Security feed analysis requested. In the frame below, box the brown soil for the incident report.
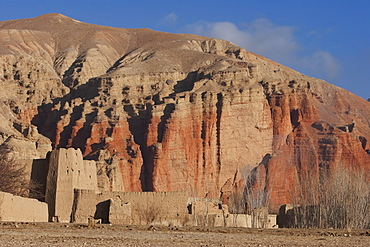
[0,222,369,246]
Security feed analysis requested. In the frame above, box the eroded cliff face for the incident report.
[1,14,369,211]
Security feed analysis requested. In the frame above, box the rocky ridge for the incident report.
[1,14,369,211]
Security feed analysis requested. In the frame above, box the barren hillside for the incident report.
[1,13,369,212]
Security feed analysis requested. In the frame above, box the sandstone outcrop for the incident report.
[0,14,369,212]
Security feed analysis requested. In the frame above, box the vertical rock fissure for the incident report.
[262,154,271,206]
[216,93,223,187]
[57,105,83,148]
[201,93,207,194]
[124,104,152,191]
[157,103,175,143]
[79,109,98,158]
[290,109,300,129]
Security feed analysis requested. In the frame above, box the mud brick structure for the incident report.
[45,148,97,222]
[43,148,276,227]
[0,191,48,222]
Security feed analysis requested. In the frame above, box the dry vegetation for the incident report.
[136,202,162,225]
[229,163,370,229]
[0,150,30,197]
[0,149,42,199]
[290,164,370,229]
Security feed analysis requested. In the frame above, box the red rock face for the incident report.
[141,89,274,199]
[17,108,38,125]
[255,88,370,212]
[1,14,370,212]
[52,109,145,192]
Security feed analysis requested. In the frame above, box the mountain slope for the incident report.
[1,14,369,211]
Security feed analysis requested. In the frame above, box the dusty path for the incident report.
[0,222,369,246]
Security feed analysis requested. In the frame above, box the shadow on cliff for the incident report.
[61,55,85,88]
[157,103,175,143]
[171,71,199,94]
[123,104,154,191]
[246,154,271,191]
[31,77,101,149]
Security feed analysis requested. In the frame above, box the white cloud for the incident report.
[158,12,178,26]
[185,19,341,81]
[246,19,301,63]
[301,51,341,80]
[192,21,251,47]
[186,19,299,63]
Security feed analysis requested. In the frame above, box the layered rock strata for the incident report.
[0,14,369,211]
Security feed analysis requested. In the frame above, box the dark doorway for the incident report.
[94,200,110,223]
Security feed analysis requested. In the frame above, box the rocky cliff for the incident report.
[1,14,369,211]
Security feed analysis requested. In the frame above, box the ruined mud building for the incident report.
[24,148,274,227]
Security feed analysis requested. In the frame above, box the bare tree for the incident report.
[229,165,270,228]
[0,149,41,198]
[245,168,270,228]
[289,163,370,229]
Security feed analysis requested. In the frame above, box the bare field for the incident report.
[0,222,369,246]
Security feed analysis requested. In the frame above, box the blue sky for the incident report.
[1,0,369,99]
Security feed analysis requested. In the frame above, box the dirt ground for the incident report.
[0,222,369,246]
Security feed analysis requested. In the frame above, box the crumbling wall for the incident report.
[71,189,98,224]
[72,190,188,226]
[186,199,276,228]
[45,148,97,222]
[117,191,188,226]
[72,189,277,227]
[187,197,225,215]
[0,191,48,222]
[187,197,225,226]
[213,213,251,227]
[189,213,276,228]
[108,197,131,225]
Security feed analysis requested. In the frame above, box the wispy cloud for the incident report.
[186,19,341,81]
[158,12,178,26]
[302,51,341,80]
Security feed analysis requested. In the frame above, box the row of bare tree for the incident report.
[290,164,370,229]
[229,163,370,229]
